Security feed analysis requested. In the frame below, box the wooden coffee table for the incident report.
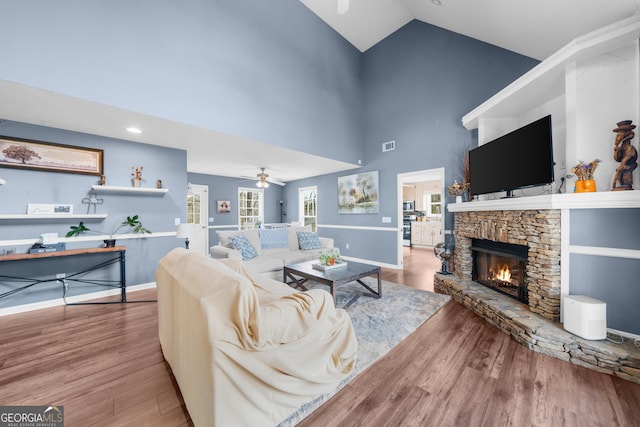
[284,260,381,306]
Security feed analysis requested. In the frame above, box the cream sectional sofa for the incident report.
[156,248,356,426]
[209,226,333,281]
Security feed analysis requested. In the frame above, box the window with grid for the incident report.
[299,186,317,232]
[238,188,264,229]
[423,192,442,216]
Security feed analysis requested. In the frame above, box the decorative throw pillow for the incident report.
[260,228,289,249]
[297,231,323,250]
[229,234,258,260]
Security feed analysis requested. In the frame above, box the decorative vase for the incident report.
[456,195,462,204]
[104,239,116,248]
[575,180,596,193]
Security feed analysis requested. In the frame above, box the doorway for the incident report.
[396,168,445,267]
[187,183,209,256]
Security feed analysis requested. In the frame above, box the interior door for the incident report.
[187,183,209,256]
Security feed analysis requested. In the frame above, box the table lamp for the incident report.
[176,223,195,249]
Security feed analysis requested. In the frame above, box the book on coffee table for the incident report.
[312,261,348,271]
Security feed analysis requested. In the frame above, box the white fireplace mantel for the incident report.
[448,190,640,213]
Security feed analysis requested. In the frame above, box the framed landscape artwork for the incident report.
[0,136,104,176]
[338,170,379,214]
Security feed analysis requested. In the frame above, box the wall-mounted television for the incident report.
[469,115,554,198]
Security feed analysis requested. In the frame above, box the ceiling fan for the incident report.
[240,167,286,188]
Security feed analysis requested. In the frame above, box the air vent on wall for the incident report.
[382,140,396,152]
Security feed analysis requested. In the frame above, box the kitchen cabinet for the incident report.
[403,186,416,204]
[410,221,442,247]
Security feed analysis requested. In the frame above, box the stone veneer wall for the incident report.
[453,210,561,321]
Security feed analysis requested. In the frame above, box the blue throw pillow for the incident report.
[297,231,323,250]
[260,228,289,250]
[229,234,258,260]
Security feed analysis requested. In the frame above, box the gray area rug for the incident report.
[278,279,451,426]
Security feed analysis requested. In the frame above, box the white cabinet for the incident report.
[403,186,416,202]
[410,222,421,245]
[410,222,442,247]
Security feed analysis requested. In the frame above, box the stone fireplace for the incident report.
[434,203,640,384]
[451,209,561,321]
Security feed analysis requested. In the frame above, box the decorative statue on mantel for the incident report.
[611,120,638,191]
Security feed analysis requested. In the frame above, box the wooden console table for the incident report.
[0,246,150,305]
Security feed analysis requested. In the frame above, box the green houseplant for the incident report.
[66,214,151,247]
[319,248,342,266]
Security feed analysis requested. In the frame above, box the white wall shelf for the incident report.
[91,185,169,196]
[569,245,640,260]
[0,214,107,221]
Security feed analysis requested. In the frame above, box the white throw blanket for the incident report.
[156,248,357,426]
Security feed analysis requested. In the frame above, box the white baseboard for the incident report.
[341,256,400,270]
[607,327,640,342]
[0,282,157,317]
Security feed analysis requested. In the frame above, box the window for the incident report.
[299,186,317,232]
[423,192,442,217]
[238,188,264,229]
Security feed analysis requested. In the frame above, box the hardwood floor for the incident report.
[1,248,638,426]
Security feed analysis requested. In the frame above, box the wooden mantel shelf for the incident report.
[448,190,640,212]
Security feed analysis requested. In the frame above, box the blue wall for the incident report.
[283,21,539,266]
[0,0,364,165]
[0,5,540,308]
[0,121,187,308]
[187,172,286,245]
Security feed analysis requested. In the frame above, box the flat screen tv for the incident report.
[469,115,554,198]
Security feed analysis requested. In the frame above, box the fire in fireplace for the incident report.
[471,239,528,304]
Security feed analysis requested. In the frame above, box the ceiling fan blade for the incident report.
[240,168,286,186]
[267,178,286,186]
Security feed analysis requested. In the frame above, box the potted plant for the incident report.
[66,214,151,247]
[319,248,342,266]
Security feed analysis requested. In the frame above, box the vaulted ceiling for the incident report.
[3,1,639,183]
[301,0,640,60]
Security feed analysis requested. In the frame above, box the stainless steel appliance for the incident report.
[402,201,415,212]
[403,214,416,246]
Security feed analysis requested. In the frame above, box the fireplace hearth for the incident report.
[434,204,640,384]
[471,239,528,304]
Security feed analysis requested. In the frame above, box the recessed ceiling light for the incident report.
[126,127,142,134]
[431,0,442,5]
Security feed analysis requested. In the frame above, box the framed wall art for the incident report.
[338,170,379,214]
[0,135,104,176]
[217,200,231,213]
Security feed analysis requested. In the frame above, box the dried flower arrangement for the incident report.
[572,159,601,181]
[447,180,470,196]
[448,150,472,197]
